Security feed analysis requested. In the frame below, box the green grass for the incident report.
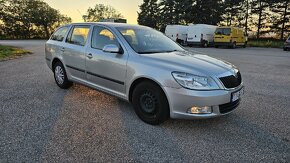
[0,45,31,61]
[247,40,284,48]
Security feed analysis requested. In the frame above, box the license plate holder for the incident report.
[231,87,244,102]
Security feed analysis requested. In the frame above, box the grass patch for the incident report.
[0,45,31,61]
[247,40,284,48]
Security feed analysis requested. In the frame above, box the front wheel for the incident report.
[132,81,169,125]
[53,62,73,89]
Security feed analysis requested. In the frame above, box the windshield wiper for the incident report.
[138,51,160,54]
[165,49,181,53]
[138,50,183,54]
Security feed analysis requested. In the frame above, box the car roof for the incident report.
[67,22,149,29]
[217,26,244,30]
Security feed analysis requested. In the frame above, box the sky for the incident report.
[43,0,143,24]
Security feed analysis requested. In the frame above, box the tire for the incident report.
[202,41,208,48]
[284,47,288,51]
[53,61,73,89]
[214,45,219,48]
[243,42,247,48]
[132,81,169,125]
[232,42,237,49]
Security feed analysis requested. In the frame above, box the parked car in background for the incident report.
[187,24,217,47]
[214,27,247,48]
[46,23,244,125]
[165,25,188,44]
[283,36,290,51]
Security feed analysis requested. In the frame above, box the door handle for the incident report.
[60,47,65,52]
[87,53,93,59]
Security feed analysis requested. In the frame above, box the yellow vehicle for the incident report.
[214,27,247,48]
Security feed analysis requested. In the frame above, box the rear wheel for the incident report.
[202,41,208,48]
[214,45,219,48]
[53,61,73,89]
[132,81,169,125]
[232,42,237,49]
[284,47,288,51]
[243,42,247,48]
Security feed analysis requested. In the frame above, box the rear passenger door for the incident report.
[46,26,69,64]
[62,25,91,80]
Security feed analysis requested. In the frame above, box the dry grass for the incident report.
[0,45,31,61]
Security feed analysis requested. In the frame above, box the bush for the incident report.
[247,40,284,48]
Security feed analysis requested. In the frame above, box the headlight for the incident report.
[172,72,220,90]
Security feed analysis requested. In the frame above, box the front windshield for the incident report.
[116,27,184,54]
[215,28,231,36]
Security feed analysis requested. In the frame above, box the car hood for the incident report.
[141,51,237,77]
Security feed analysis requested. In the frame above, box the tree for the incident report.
[138,0,160,29]
[158,0,193,31]
[244,0,250,35]
[270,0,290,39]
[159,0,176,31]
[193,0,224,25]
[173,0,194,25]
[0,0,71,39]
[222,0,244,26]
[85,4,123,22]
[1,0,34,38]
[29,0,71,38]
[251,0,272,38]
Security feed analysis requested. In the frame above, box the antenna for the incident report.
[77,9,87,22]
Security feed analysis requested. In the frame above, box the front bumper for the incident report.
[187,41,202,46]
[163,85,243,119]
[283,43,290,48]
[214,42,232,46]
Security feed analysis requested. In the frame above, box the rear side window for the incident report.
[66,26,90,46]
[51,27,68,41]
[91,26,119,50]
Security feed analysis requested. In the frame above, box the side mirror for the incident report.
[102,44,121,54]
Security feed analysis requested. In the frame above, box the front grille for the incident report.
[219,100,240,114]
[219,71,242,89]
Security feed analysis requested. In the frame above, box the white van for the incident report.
[165,25,188,44]
[187,24,217,47]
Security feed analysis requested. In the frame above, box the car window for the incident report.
[66,26,90,46]
[116,27,184,54]
[215,28,231,36]
[288,37,290,41]
[51,26,68,42]
[119,29,138,49]
[91,26,119,50]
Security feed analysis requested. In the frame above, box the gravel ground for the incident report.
[0,40,289,162]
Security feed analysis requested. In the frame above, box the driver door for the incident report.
[85,26,128,96]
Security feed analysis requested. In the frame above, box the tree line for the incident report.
[138,0,289,40]
[0,0,72,39]
[0,1,125,39]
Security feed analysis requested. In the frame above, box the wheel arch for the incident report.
[128,77,168,103]
[52,57,63,70]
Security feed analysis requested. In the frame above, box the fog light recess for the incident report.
[188,106,213,114]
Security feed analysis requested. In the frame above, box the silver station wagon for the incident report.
[45,23,244,125]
